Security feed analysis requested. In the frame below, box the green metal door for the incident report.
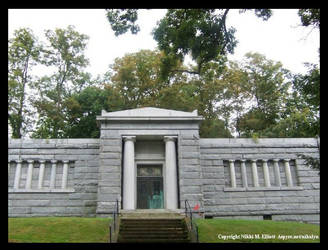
[137,165,164,209]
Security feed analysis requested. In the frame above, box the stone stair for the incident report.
[116,210,190,243]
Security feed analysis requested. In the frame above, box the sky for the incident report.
[8,9,320,78]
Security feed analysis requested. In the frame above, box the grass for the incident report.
[8,217,320,243]
[195,218,320,243]
[8,217,111,243]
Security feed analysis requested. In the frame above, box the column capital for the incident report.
[39,160,46,164]
[51,160,57,164]
[27,160,34,164]
[16,160,22,164]
[63,160,69,164]
[284,159,291,162]
[262,159,268,162]
[273,159,280,162]
[228,159,234,163]
[123,136,136,142]
[240,159,246,163]
[251,159,258,163]
[163,136,177,142]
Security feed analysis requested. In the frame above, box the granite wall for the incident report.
[8,139,99,217]
[8,137,320,224]
[200,138,320,224]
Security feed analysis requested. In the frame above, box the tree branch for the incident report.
[172,69,200,75]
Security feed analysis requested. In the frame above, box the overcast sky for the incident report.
[8,9,320,78]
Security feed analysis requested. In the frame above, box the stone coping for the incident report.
[223,186,304,192]
[200,138,319,148]
[8,188,75,193]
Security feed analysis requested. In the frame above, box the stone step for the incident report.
[120,221,184,226]
[117,238,190,243]
[119,235,189,240]
[116,212,191,243]
[120,227,187,232]
[120,230,188,235]
[119,232,189,237]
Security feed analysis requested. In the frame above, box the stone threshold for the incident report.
[120,209,186,218]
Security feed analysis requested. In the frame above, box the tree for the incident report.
[233,52,291,137]
[106,9,140,36]
[298,9,320,28]
[106,49,232,138]
[8,28,42,138]
[207,60,251,137]
[108,50,170,108]
[64,86,122,138]
[32,25,91,138]
[105,9,272,80]
[268,63,320,138]
[152,9,237,77]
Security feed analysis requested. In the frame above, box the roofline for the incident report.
[96,116,204,121]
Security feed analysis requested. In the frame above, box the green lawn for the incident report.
[8,217,320,243]
[195,218,320,243]
[8,217,111,243]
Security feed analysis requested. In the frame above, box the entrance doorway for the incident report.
[137,165,164,209]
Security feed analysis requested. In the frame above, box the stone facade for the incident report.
[8,108,320,224]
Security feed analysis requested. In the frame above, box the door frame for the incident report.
[135,160,165,209]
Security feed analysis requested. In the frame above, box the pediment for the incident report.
[97,107,203,121]
[101,107,199,117]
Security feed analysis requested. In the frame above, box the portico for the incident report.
[96,107,204,214]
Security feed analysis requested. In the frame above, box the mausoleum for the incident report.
[8,107,320,224]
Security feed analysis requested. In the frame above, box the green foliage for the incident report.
[293,63,320,114]
[298,9,320,28]
[8,28,42,138]
[229,52,292,137]
[264,63,320,138]
[200,118,232,138]
[152,9,237,78]
[106,9,140,36]
[109,50,169,108]
[64,49,231,138]
[64,86,124,138]
[106,9,272,81]
[239,9,272,21]
[298,152,320,173]
[32,26,90,138]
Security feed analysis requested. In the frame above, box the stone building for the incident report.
[8,107,320,224]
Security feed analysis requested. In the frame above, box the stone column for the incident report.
[228,160,236,188]
[262,160,271,187]
[284,159,293,187]
[14,160,22,189]
[251,159,259,187]
[50,160,57,189]
[61,160,69,189]
[38,160,46,189]
[240,160,248,188]
[273,159,281,187]
[123,136,136,210]
[164,136,178,209]
[25,160,34,189]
